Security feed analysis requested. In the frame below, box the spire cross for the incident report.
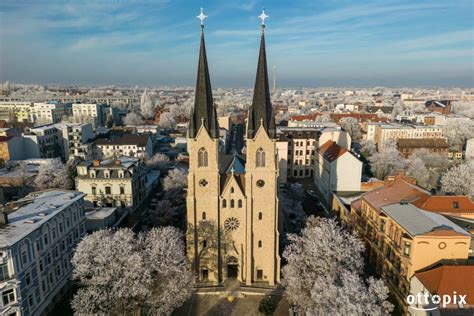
[259,8,269,27]
[197,7,207,27]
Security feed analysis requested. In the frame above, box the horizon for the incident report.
[1,0,473,87]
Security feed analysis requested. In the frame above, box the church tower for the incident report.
[186,8,281,287]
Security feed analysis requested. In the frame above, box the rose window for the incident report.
[225,217,240,230]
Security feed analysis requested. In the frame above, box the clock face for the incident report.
[224,217,240,230]
[199,179,208,187]
[256,179,265,188]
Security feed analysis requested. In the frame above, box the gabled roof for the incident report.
[418,196,474,216]
[362,178,430,213]
[415,265,474,305]
[220,173,245,195]
[317,140,347,162]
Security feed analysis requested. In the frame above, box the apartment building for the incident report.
[349,176,471,313]
[314,140,362,203]
[71,103,117,127]
[396,138,449,158]
[95,135,152,159]
[374,123,444,146]
[75,157,158,209]
[30,103,66,125]
[0,190,86,316]
[55,123,95,160]
[0,102,32,122]
[22,125,64,160]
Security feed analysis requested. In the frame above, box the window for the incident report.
[120,186,125,195]
[198,148,208,167]
[36,240,41,252]
[202,212,206,220]
[453,201,459,209]
[380,220,386,232]
[59,223,63,233]
[202,269,209,280]
[52,228,56,239]
[230,187,234,193]
[2,289,15,305]
[230,199,235,208]
[258,240,262,248]
[26,273,31,286]
[222,199,227,208]
[105,186,111,195]
[256,269,263,280]
[238,200,242,208]
[91,186,96,195]
[256,148,266,167]
[0,264,8,281]
[403,242,411,256]
[258,212,263,220]
[21,251,27,265]
[44,234,48,245]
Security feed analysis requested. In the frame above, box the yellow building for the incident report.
[186,17,281,286]
[349,178,471,313]
[0,102,32,122]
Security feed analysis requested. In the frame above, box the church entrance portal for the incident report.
[227,256,238,279]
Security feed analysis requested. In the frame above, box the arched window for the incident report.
[230,199,235,208]
[258,240,262,248]
[198,148,208,167]
[258,212,262,220]
[222,199,227,208]
[202,212,206,220]
[230,187,234,193]
[238,200,242,208]
[256,148,265,167]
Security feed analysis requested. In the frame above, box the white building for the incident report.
[374,123,444,146]
[30,103,65,125]
[314,140,362,203]
[22,125,63,160]
[75,157,159,209]
[95,135,153,159]
[55,123,95,160]
[0,190,86,316]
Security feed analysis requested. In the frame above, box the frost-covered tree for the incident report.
[369,140,406,179]
[282,217,393,315]
[169,99,192,122]
[360,139,377,157]
[159,112,177,130]
[452,101,474,119]
[123,112,144,126]
[405,149,450,189]
[71,227,194,315]
[163,168,187,192]
[141,89,159,119]
[339,117,362,140]
[442,119,474,150]
[34,159,72,190]
[441,162,474,198]
[315,112,332,123]
[146,153,170,170]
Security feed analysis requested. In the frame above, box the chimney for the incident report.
[0,212,8,225]
[114,159,121,166]
[92,160,100,167]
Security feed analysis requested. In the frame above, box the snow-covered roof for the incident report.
[85,207,117,220]
[0,190,85,248]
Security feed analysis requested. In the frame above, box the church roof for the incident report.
[188,26,219,139]
[247,27,275,139]
[218,154,246,174]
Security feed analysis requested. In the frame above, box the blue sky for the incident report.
[0,0,473,87]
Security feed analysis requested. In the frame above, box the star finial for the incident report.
[197,7,207,27]
[259,8,269,27]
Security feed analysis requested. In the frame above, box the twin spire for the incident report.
[189,8,275,140]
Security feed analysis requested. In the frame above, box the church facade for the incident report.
[186,11,282,287]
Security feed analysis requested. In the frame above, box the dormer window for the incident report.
[453,201,459,209]
[104,170,110,178]
[119,171,124,178]
[90,170,96,178]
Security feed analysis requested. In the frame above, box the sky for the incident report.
[0,0,473,88]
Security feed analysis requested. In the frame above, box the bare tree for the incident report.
[282,217,393,315]
[369,140,406,179]
[359,139,377,157]
[406,149,450,189]
[159,112,177,130]
[146,153,170,171]
[163,168,187,192]
[442,119,474,150]
[339,117,362,141]
[440,162,474,198]
[71,227,194,315]
[123,112,144,126]
[141,89,159,119]
[34,159,72,190]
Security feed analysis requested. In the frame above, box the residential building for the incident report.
[95,135,152,159]
[425,100,452,115]
[22,125,64,160]
[0,190,86,316]
[75,157,158,209]
[186,22,282,286]
[71,103,117,127]
[314,140,362,203]
[374,123,444,146]
[396,138,449,158]
[417,196,474,220]
[55,123,95,160]
[29,103,66,125]
[409,264,474,315]
[0,136,24,161]
[466,138,474,161]
[0,102,32,122]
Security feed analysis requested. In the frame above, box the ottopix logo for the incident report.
[406,292,467,311]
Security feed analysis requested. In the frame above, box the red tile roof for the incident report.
[415,265,474,306]
[0,136,13,142]
[318,140,347,163]
[290,114,321,122]
[418,196,474,216]
[362,178,431,213]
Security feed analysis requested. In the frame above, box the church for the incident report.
[186,9,282,286]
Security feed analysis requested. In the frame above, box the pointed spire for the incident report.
[247,9,275,139]
[189,8,219,139]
